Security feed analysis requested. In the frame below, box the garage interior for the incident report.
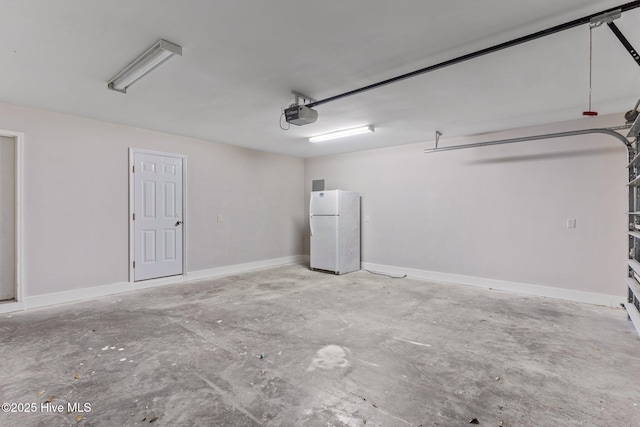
[1,1,640,426]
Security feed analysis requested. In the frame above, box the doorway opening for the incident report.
[0,130,23,303]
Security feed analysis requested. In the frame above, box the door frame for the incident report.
[0,129,23,303]
[128,148,187,282]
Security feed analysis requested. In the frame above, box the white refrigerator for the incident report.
[310,190,360,274]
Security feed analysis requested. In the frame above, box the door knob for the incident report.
[175,221,182,226]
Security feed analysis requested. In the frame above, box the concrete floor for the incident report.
[1,264,639,426]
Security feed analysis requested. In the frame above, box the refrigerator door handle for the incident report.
[309,196,313,236]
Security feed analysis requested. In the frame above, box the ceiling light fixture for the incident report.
[107,39,182,93]
[309,125,374,143]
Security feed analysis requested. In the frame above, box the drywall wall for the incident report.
[304,114,628,298]
[0,103,304,298]
[0,135,15,300]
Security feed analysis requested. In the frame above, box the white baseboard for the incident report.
[15,255,305,313]
[0,300,26,314]
[361,262,625,307]
[185,255,307,281]
[8,257,620,314]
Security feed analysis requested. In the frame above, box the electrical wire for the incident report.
[279,112,290,130]
[279,96,294,131]
[362,268,407,279]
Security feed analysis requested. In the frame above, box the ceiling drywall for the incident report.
[1,0,639,158]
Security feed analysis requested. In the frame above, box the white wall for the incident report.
[0,101,628,304]
[0,103,304,298]
[305,114,628,298]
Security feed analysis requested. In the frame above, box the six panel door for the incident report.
[134,152,183,281]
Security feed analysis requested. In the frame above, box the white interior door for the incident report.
[0,136,15,300]
[310,215,338,272]
[133,152,183,281]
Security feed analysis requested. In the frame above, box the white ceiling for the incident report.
[1,0,639,158]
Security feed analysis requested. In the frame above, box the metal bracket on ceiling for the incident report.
[589,8,640,67]
[589,9,621,27]
[607,22,640,67]
[291,90,316,106]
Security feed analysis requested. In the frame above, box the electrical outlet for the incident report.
[217,215,223,222]
[566,219,576,229]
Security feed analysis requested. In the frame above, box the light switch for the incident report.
[566,219,576,228]
[217,215,223,222]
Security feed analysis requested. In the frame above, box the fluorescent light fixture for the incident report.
[108,39,182,93]
[309,125,374,143]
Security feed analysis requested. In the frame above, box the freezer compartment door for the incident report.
[310,215,338,272]
[310,191,339,216]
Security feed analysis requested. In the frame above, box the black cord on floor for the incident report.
[362,268,407,279]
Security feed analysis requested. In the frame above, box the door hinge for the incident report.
[133,261,136,268]
[133,213,135,220]
[132,165,135,173]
